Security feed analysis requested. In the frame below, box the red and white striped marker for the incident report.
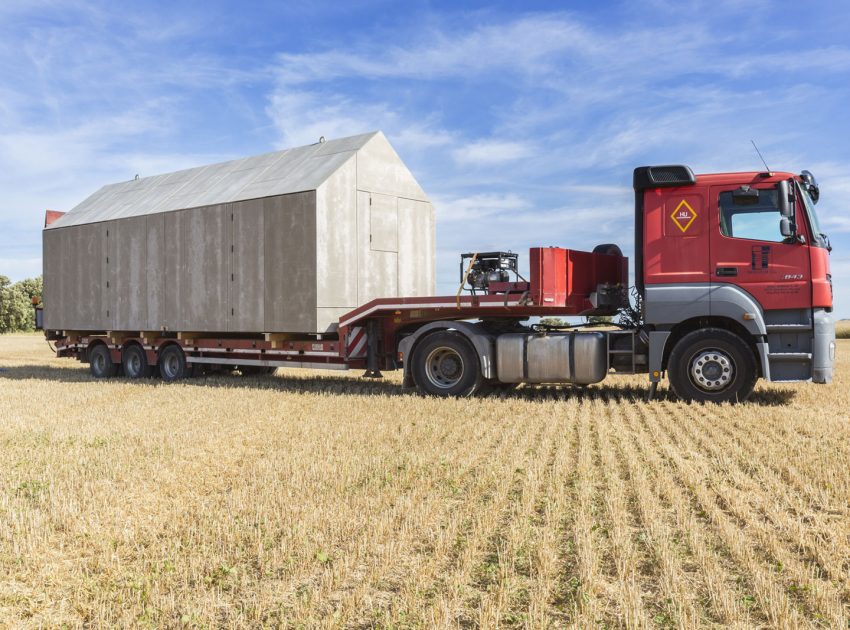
[347,326,367,359]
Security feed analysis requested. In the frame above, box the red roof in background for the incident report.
[44,210,65,228]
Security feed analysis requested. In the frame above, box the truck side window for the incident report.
[718,188,784,243]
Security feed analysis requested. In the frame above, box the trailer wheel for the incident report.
[159,345,189,382]
[412,332,483,397]
[89,344,117,378]
[122,344,154,379]
[668,328,756,403]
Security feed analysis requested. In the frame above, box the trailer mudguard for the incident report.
[398,321,496,386]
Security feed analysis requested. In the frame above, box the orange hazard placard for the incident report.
[670,199,697,233]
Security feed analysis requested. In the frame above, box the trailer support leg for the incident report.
[646,381,658,402]
[362,319,383,379]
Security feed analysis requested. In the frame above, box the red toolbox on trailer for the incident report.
[530,247,628,312]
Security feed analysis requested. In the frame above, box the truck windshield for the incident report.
[798,183,828,249]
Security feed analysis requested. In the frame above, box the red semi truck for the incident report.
[41,165,835,403]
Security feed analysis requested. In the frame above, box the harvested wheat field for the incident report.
[1,333,849,628]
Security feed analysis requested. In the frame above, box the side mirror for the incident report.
[780,217,794,238]
[777,180,794,218]
[800,170,820,203]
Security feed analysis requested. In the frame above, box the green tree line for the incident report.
[0,275,42,333]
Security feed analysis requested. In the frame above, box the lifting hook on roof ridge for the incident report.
[134,174,140,180]
[318,136,326,144]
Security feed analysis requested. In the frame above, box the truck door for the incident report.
[709,182,812,312]
[644,188,711,284]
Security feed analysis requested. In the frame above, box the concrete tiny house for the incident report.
[42,131,435,334]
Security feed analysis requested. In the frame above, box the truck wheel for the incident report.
[89,344,117,378]
[159,345,189,382]
[122,344,154,378]
[668,328,757,403]
[412,332,483,397]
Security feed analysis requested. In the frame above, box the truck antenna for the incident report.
[751,140,772,175]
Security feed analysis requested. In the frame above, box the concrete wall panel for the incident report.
[356,133,427,201]
[163,210,184,330]
[317,307,350,332]
[70,227,86,327]
[232,198,265,331]
[357,190,399,304]
[398,199,436,296]
[315,155,357,313]
[369,193,398,252]
[42,229,63,330]
[43,223,105,330]
[264,192,317,332]
[183,205,229,331]
[112,216,148,331]
[76,224,103,330]
[101,223,112,329]
[61,228,80,327]
[359,250,398,305]
[356,190,370,304]
[145,213,165,330]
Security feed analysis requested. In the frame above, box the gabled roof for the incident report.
[47,131,385,230]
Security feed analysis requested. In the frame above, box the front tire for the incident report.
[668,328,757,403]
[412,332,483,397]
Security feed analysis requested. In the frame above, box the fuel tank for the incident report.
[496,331,608,384]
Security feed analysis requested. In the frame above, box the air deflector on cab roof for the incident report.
[633,165,696,190]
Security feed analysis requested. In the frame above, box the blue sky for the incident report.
[2,0,849,316]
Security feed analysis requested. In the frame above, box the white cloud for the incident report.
[273,15,596,84]
[0,256,41,280]
[0,101,224,233]
[266,89,454,158]
[452,140,534,166]
[267,90,388,148]
[262,12,850,194]
[433,193,531,222]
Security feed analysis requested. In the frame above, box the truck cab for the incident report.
[636,165,835,399]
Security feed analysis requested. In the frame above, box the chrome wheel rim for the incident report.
[690,349,734,391]
[424,347,464,389]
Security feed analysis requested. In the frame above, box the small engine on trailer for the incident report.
[460,251,529,295]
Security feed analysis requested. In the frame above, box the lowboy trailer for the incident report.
[43,164,835,403]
